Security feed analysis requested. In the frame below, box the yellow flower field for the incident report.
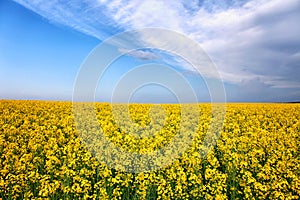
[0,100,299,199]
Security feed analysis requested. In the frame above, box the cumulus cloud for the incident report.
[197,0,300,89]
[13,0,300,100]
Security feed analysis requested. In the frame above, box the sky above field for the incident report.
[0,0,299,102]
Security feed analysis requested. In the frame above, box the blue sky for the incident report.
[0,0,299,102]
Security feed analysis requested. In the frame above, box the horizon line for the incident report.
[1,98,299,104]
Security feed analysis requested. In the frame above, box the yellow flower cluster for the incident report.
[0,100,299,199]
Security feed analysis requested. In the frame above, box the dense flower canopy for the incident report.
[0,100,299,199]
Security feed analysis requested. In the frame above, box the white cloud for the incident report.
[118,48,159,60]
[13,0,300,96]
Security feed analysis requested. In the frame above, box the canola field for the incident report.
[0,100,299,199]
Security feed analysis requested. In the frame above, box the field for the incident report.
[0,100,299,199]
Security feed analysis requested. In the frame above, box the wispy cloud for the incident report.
[13,0,300,99]
[118,48,159,60]
[13,0,124,39]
